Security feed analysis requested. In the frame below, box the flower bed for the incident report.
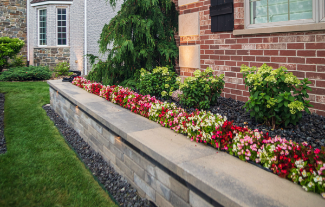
[72,76,325,198]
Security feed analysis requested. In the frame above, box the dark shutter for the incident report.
[210,0,234,32]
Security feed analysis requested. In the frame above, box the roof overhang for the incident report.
[31,1,73,7]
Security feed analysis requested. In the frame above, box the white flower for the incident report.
[299,177,303,182]
[302,170,307,177]
[307,182,314,188]
[314,176,322,182]
[302,186,308,191]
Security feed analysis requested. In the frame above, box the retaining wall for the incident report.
[48,80,324,207]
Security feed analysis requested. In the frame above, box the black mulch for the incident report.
[0,93,6,154]
[43,105,154,207]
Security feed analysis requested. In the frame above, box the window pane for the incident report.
[57,8,67,45]
[63,39,66,45]
[39,9,47,45]
[289,0,312,20]
[62,15,66,20]
[62,9,66,14]
[58,15,62,20]
[250,0,313,24]
[58,9,62,14]
[62,21,66,27]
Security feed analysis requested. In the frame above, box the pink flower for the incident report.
[314,148,321,154]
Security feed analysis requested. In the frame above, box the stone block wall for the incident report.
[49,87,215,207]
[0,0,27,57]
[34,47,70,70]
[176,0,325,116]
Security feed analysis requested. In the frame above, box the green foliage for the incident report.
[54,62,73,77]
[177,68,225,109]
[8,55,26,68]
[91,0,178,85]
[241,64,313,128]
[137,66,178,99]
[0,37,25,72]
[0,66,52,81]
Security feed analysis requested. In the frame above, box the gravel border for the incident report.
[43,105,154,207]
[0,93,6,155]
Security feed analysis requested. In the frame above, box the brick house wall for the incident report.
[176,0,325,116]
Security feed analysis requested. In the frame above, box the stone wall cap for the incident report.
[47,80,325,207]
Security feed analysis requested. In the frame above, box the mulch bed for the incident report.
[43,105,154,207]
[0,93,6,155]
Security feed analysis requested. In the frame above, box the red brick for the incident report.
[263,37,279,43]
[287,43,304,49]
[297,64,316,71]
[195,2,203,7]
[219,55,231,60]
[256,56,270,62]
[314,110,325,117]
[223,88,231,93]
[256,44,270,49]
[191,8,200,12]
[237,96,249,102]
[243,56,255,61]
[280,63,297,70]
[264,50,278,56]
[268,63,280,69]
[225,83,236,88]
[291,71,305,78]
[210,55,219,60]
[230,44,242,49]
[205,40,214,44]
[214,61,225,65]
[316,80,325,87]
[288,57,305,64]
[297,50,316,57]
[237,38,248,43]
[280,50,296,56]
[201,45,209,49]
[200,50,205,54]
[237,84,247,90]
[184,9,191,14]
[306,43,325,49]
[210,45,219,49]
[225,93,236,100]
[237,50,249,55]
[215,50,225,55]
[297,35,315,42]
[310,102,325,111]
[225,50,236,55]
[318,65,325,72]
[200,55,209,59]
[187,4,195,9]
[317,51,325,57]
[225,72,237,77]
[250,50,263,55]
[231,67,241,72]
[249,38,263,43]
[237,61,249,67]
[231,89,243,95]
[231,56,243,61]
[225,39,236,44]
[306,58,325,64]
[271,56,287,63]
[250,62,264,67]
[225,61,237,66]
[310,87,325,95]
[306,72,325,80]
[220,34,231,39]
[243,91,250,97]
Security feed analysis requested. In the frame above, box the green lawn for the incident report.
[0,82,118,207]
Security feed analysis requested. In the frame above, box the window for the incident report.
[39,9,47,46]
[245,0,324,29]
[57,8,67,45]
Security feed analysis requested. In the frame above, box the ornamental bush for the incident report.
[54,62,73,77]
[177,68,225,109]
[0,66,52,81]
[137,66,178,99]
[0,37,25,72]
[241,64,313,128]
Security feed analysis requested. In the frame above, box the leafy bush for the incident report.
[137,66,178,99]
[241,64,313,128]
[54,62,73,77]
[8,55,26,68]
[0,37,25,72]
[0,66,52,81]
[177,68,225,109]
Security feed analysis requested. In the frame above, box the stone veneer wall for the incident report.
[34,47,70,70]
[176,0,325,116]
[0,0,27,57]
[49,87,216,207]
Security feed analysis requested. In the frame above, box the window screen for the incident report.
[39,9,47,45]
[57,8,67,45]
[250,0,313,24]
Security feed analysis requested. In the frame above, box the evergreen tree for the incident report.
[87,0,178,85]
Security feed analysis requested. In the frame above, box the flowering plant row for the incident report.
[72,76,325,197]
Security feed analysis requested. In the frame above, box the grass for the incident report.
[0,81,118,207]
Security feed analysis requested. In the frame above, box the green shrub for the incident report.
[177,68,225,109]
[54,62,72,77]
[0,66,52,81]
[241,64,313,128]
[0,37,25,72]
[8,55,26,68]
[137,66,179,99]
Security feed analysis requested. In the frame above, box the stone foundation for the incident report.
[33,47,70,70]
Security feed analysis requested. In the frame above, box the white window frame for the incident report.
[38,8,47,47]
[56,7,68,46]
[244,0,323,29]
